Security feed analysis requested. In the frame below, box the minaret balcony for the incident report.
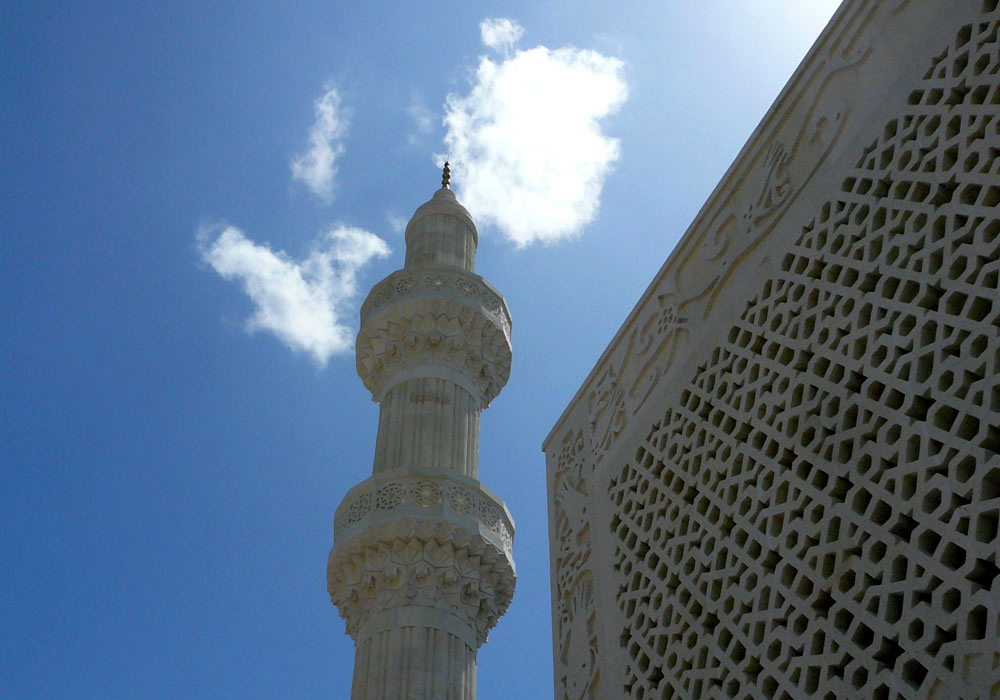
[327,468,516,648]
[356,265,512,408]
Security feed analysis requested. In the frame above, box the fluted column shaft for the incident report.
[351,628,476,700]
[373,377,480,478]
[404,212,477,271]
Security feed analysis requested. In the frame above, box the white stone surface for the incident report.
[544,1,1000,698]
[329,184,515,699]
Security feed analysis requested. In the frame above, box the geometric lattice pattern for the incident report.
[609,5,1000,698]
[334,474,513,554]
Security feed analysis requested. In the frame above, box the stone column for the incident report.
[327,181,516,700]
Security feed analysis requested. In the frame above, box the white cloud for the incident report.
[291,88,348,203]
[480,18,524,55]
[444,37,627,247]
[198,224,390,366]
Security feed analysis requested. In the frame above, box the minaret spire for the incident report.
[327,179,515,700]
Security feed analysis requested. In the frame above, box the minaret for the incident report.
[327,164,516,699]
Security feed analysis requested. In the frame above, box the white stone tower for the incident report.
[327,165,516,700]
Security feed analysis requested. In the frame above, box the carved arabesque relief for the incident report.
[588,365,628,462]
[609,5,1000,697]
[552,429,602,699]
[562,577,599,700]
[575,0,900,468]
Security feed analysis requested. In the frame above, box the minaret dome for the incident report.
[404,186,479,271]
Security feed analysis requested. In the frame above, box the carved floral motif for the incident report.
[587,365,627,461]
[744,141,792,230]
[562,578,598,700]
[552,428,601,699]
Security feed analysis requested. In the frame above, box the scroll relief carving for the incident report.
[610,5,1000,697]
[563,578,599,700]
[356,291,512,408]
[588,364,628,462]
[578,0,908,466]
[552,428,601,699]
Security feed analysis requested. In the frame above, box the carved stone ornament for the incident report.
[334,470,514,556]
[362,266,510,334]
[551,428,602,699]
[607,3,1000,698]
[550,0,891,471]
[327,516,516,648]
[356,266,512,408]
[545,1,998,698]
[560,577,598,700]
[587,365,627,461]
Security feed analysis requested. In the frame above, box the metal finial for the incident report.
[442,161,451,188]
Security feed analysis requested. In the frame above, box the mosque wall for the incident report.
[543,1,1000,697]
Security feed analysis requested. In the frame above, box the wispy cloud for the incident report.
[198,224,390,365]
[407,92,434,144]
[386,211,408,234]
[291,88,348,203]
[479,17,524,56]
[444,22,627,247]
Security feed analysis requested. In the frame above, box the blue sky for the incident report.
[2,2,840,696]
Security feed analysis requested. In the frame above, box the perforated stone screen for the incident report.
[545,2,1000,698]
